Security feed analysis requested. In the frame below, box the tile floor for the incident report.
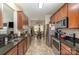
[25,36,54,55]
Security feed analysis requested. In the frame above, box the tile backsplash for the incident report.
[61,29,79,38]
[0,27,8,34]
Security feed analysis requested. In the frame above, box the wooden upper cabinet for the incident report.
[54,13,58,22]
[60,4,68,18]
[17,11,28,30]
[51,4,68,23]
[68,3,79,28]
[50,15,55,23]
[57,4,68,22]
[22,13,25,26]
[17,11,23,30]
[23,14,28,25]
[0,7,3,29]
[17,11,26,30]
[50,3,79,28]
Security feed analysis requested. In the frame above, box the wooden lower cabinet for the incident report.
[76,52,79,55]
[23,39,27,54]
[61,46,71,55]
[17,39,27,55]
[76,50,79,55]
[18,40,24,55]
[6,46,17,55]
[5,39,28,55]
[61,43,72,55]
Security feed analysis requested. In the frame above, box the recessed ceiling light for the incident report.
[39,3,43,8]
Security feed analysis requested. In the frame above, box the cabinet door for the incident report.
[54,13,58,22]
[24,39,27,54]
[54,4,68,22]
[76,51,79,55]
[17,11,23,30]
[56,10,61,21]
[60,4,68,18]
[6,46,17,55]
[61,46,71,55]
[17,11,22,30]
[61,43,71,55]
[68,3,79,28]
[23,14,27,25]
[50,15,55,23]
[18,40,24,55]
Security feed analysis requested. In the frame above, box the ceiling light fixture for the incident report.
[39,3,43,8]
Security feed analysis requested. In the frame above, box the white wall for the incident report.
[44,14,51,36]
[3,4,14,23]
[45,14,51,24]
[14,11,18,34]
[0,3,7,34]
[0,3,14,34]
[0,3,23,34]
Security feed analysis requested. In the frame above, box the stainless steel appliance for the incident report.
[0,36,5,46]
[55,17,68,29]
[0,35,8,46]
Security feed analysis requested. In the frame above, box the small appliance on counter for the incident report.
[0,35,5,46]
[8,22,14,28]
[0,34,9,46]
[55,29,63,39]
[8,31,15,40]
[55,29,59,39]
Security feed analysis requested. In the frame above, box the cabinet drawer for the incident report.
[18,40,24,55]
[24,40,27,53]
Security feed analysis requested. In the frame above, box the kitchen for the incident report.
[0,3,79,55]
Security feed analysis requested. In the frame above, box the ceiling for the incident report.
[16,3,64,20]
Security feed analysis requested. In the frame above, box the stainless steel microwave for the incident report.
[55,17,68,29]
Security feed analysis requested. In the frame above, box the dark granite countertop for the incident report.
[0,42,14,55]
[61,40,75,49]
[52,37,60,43]
[0,37,25,55]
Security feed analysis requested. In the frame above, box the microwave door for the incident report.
[62,19,67,28]
[63,20,66,28]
